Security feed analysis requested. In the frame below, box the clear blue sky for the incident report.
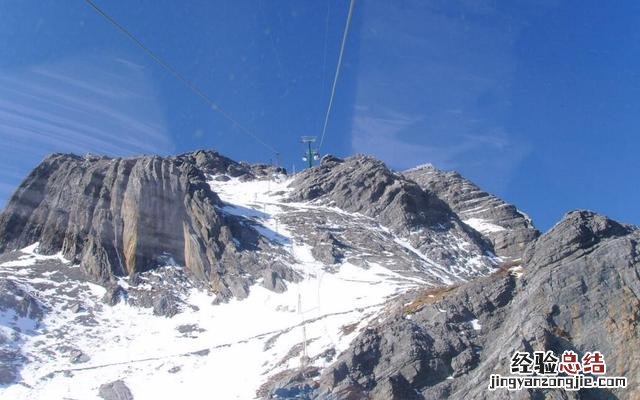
[0,0,638,231]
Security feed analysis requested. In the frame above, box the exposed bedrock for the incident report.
[404,164,540,259]
[0,151,292,300]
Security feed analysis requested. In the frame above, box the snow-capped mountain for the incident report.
[0,150,637,399]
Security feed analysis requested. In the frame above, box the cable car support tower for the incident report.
[301,136,319,169]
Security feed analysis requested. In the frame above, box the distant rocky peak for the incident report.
[175,149,286,181]
[403,162,437,173]
[175,149,251,178]
[403,163,539,259]
[319,154,343,165]
[287,155,496,273]
[553,209,633,238]
[289,154,453,230]
[523,209,635,269]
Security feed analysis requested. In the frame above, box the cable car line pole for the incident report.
[301,136,318,169]
[306,141,313,169]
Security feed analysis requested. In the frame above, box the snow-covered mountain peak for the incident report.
[0,150,544,399]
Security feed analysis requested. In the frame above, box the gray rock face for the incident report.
[177,149,285,181]
[291,156,454,231]
[102,284,127,306]
[68,348,91,364]
[289,155,495,276]
[403,164,539,259]
[262,262,300,293]
[0,151,293,301]
[0,347,23,385]
[0,349,23,385]
[0,280,45,321]
[523,210,633,269]
[0,280,42,386]
[99,380,134,400]
[0,364,17,386]
[151,292,181,318]
[177,149,252,178]
[310,231,345,265]
[271,210,640,399]
[0,152,222,280]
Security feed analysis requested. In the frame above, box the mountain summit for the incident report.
[0,150,637,400]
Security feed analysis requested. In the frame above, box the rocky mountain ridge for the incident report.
[0,150,637,400]
[404,164,540,259]
[0,151,508,300]
[267,210,640,399]
[0,151,292,301]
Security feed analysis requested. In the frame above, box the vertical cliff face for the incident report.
[0,153,244,288]
[0,150,636,399]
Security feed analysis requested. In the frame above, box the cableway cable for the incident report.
[83,0,278,155]
[318,0,356,151]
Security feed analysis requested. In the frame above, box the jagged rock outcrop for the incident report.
[288,155,495,276]
[0,280,45,321]
[0,348,22,386]
[0,280,45,385]
[310,231,345,265]
[523,210,634,268]
[99,380,134,400]
[177,149,253,178]
[177,149,285,181]
[0,151,291,300]
[404,164,539,259]
[269,210,640,399]
[290,156,454,231]
[0,148,637,398]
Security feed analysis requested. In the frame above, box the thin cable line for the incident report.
[317,0,331,132]
[318,0,356,151]
[83,0,278,154]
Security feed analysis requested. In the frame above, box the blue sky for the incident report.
[0,0,638,230]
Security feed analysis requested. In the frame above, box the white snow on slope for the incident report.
[392,236,455,285]
[0,242,69,268]
[0,175,423,400]
[463,217,506,234]
[1,263,402,399]
[469,319,482,331]
[212,175,493,282]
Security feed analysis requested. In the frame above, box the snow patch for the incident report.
[469,319,481,331]
[0,242,70,268]
[463,218,506,234]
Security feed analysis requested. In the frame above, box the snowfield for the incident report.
[0,175,426,399]
[463,217,506,234]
